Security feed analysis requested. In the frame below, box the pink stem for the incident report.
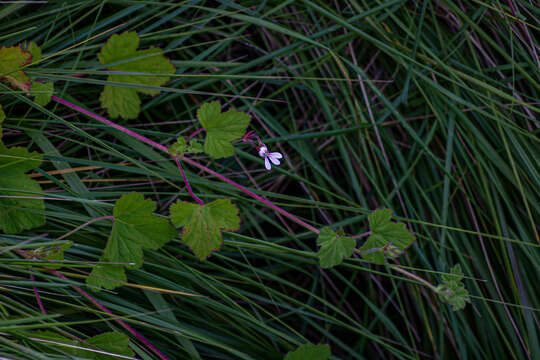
[30,270,46,315]
[186,128,205,142]
[51,95,319,234]
[181,156,320,234]
[175,159,204,205]
[50,270,171,360]
[51,96,169,153]
[16,248,170,360]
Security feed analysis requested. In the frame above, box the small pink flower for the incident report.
[258,145,283,171]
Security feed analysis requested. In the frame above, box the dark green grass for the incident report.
[0,1,539,359]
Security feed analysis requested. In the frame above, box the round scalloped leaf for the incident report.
[30,81,53,106]
[0,143,45,234]
[98,31,175,119]
[170,198,240,260]
[316,227,355,268]
[359,208,415,264]
[0,45,32,90]
[197,102,251,158]
[86,192,176,290]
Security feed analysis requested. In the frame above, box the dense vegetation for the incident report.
[0,1,538,359]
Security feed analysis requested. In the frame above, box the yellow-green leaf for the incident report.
[170,198,240,260]
[197,102,251,158]
[30,81,53,106]
[0,143,45,234]
[25,41,41,63]
[316,227,355,268]
[0,45,32,90]
[359,209,415,264]
[86,192,176,290]
[98,31,175,119]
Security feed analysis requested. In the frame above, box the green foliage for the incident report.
[187,139,203,153]
[316,227,355,268]
[196,102,251,158]
[284,343,331,360]
[33,331,133,359]
[0,45,32,90]
[0,143,45,234]
[436,264,471,311]
[3,3,538,359]
[86,261,126,291]
[98,31,175,119]
[25,41,41,62]
[87,192,176,290]
[169,138,204,156]
[170,198,240,260]
[359,209,415,264]
[169,137,187,156]
[29,242,72,269]
[30,81,53,106]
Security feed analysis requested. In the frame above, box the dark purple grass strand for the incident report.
[30,270,46,315]
[465,198,530,359]
[50,269,171,360]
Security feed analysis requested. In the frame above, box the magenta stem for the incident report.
[51,95,319,234]
[51,96,169,153]
[186,128,205,142]
[175,159,204,205]
[181,156,320,234]
[30,270,46,315]
[16,248,170,360]
[50,270,171,360]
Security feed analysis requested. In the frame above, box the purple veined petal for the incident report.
[264,157,272,170]
[269,152,282,159]
[258,146,268,157]
[268,154,281,165]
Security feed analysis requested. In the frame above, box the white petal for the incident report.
[258,146,267,157]
[269,152,282,159]
[264,157,272,170]
[268,154,281,165]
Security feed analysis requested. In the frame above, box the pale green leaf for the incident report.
[316,227,355,268]
[26,41,41,63]
[87,192,176,290]
[437,264,470,311]
[30,81,53,106]
[169,137,187,156]
[359,209,415,264]
[0,45,32,90]
[170,198,240,260]
[284,343,331,360]
[98,31,175,119]
[197,102,251,158]
[0,143,45,234]
[187,139,203,153]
